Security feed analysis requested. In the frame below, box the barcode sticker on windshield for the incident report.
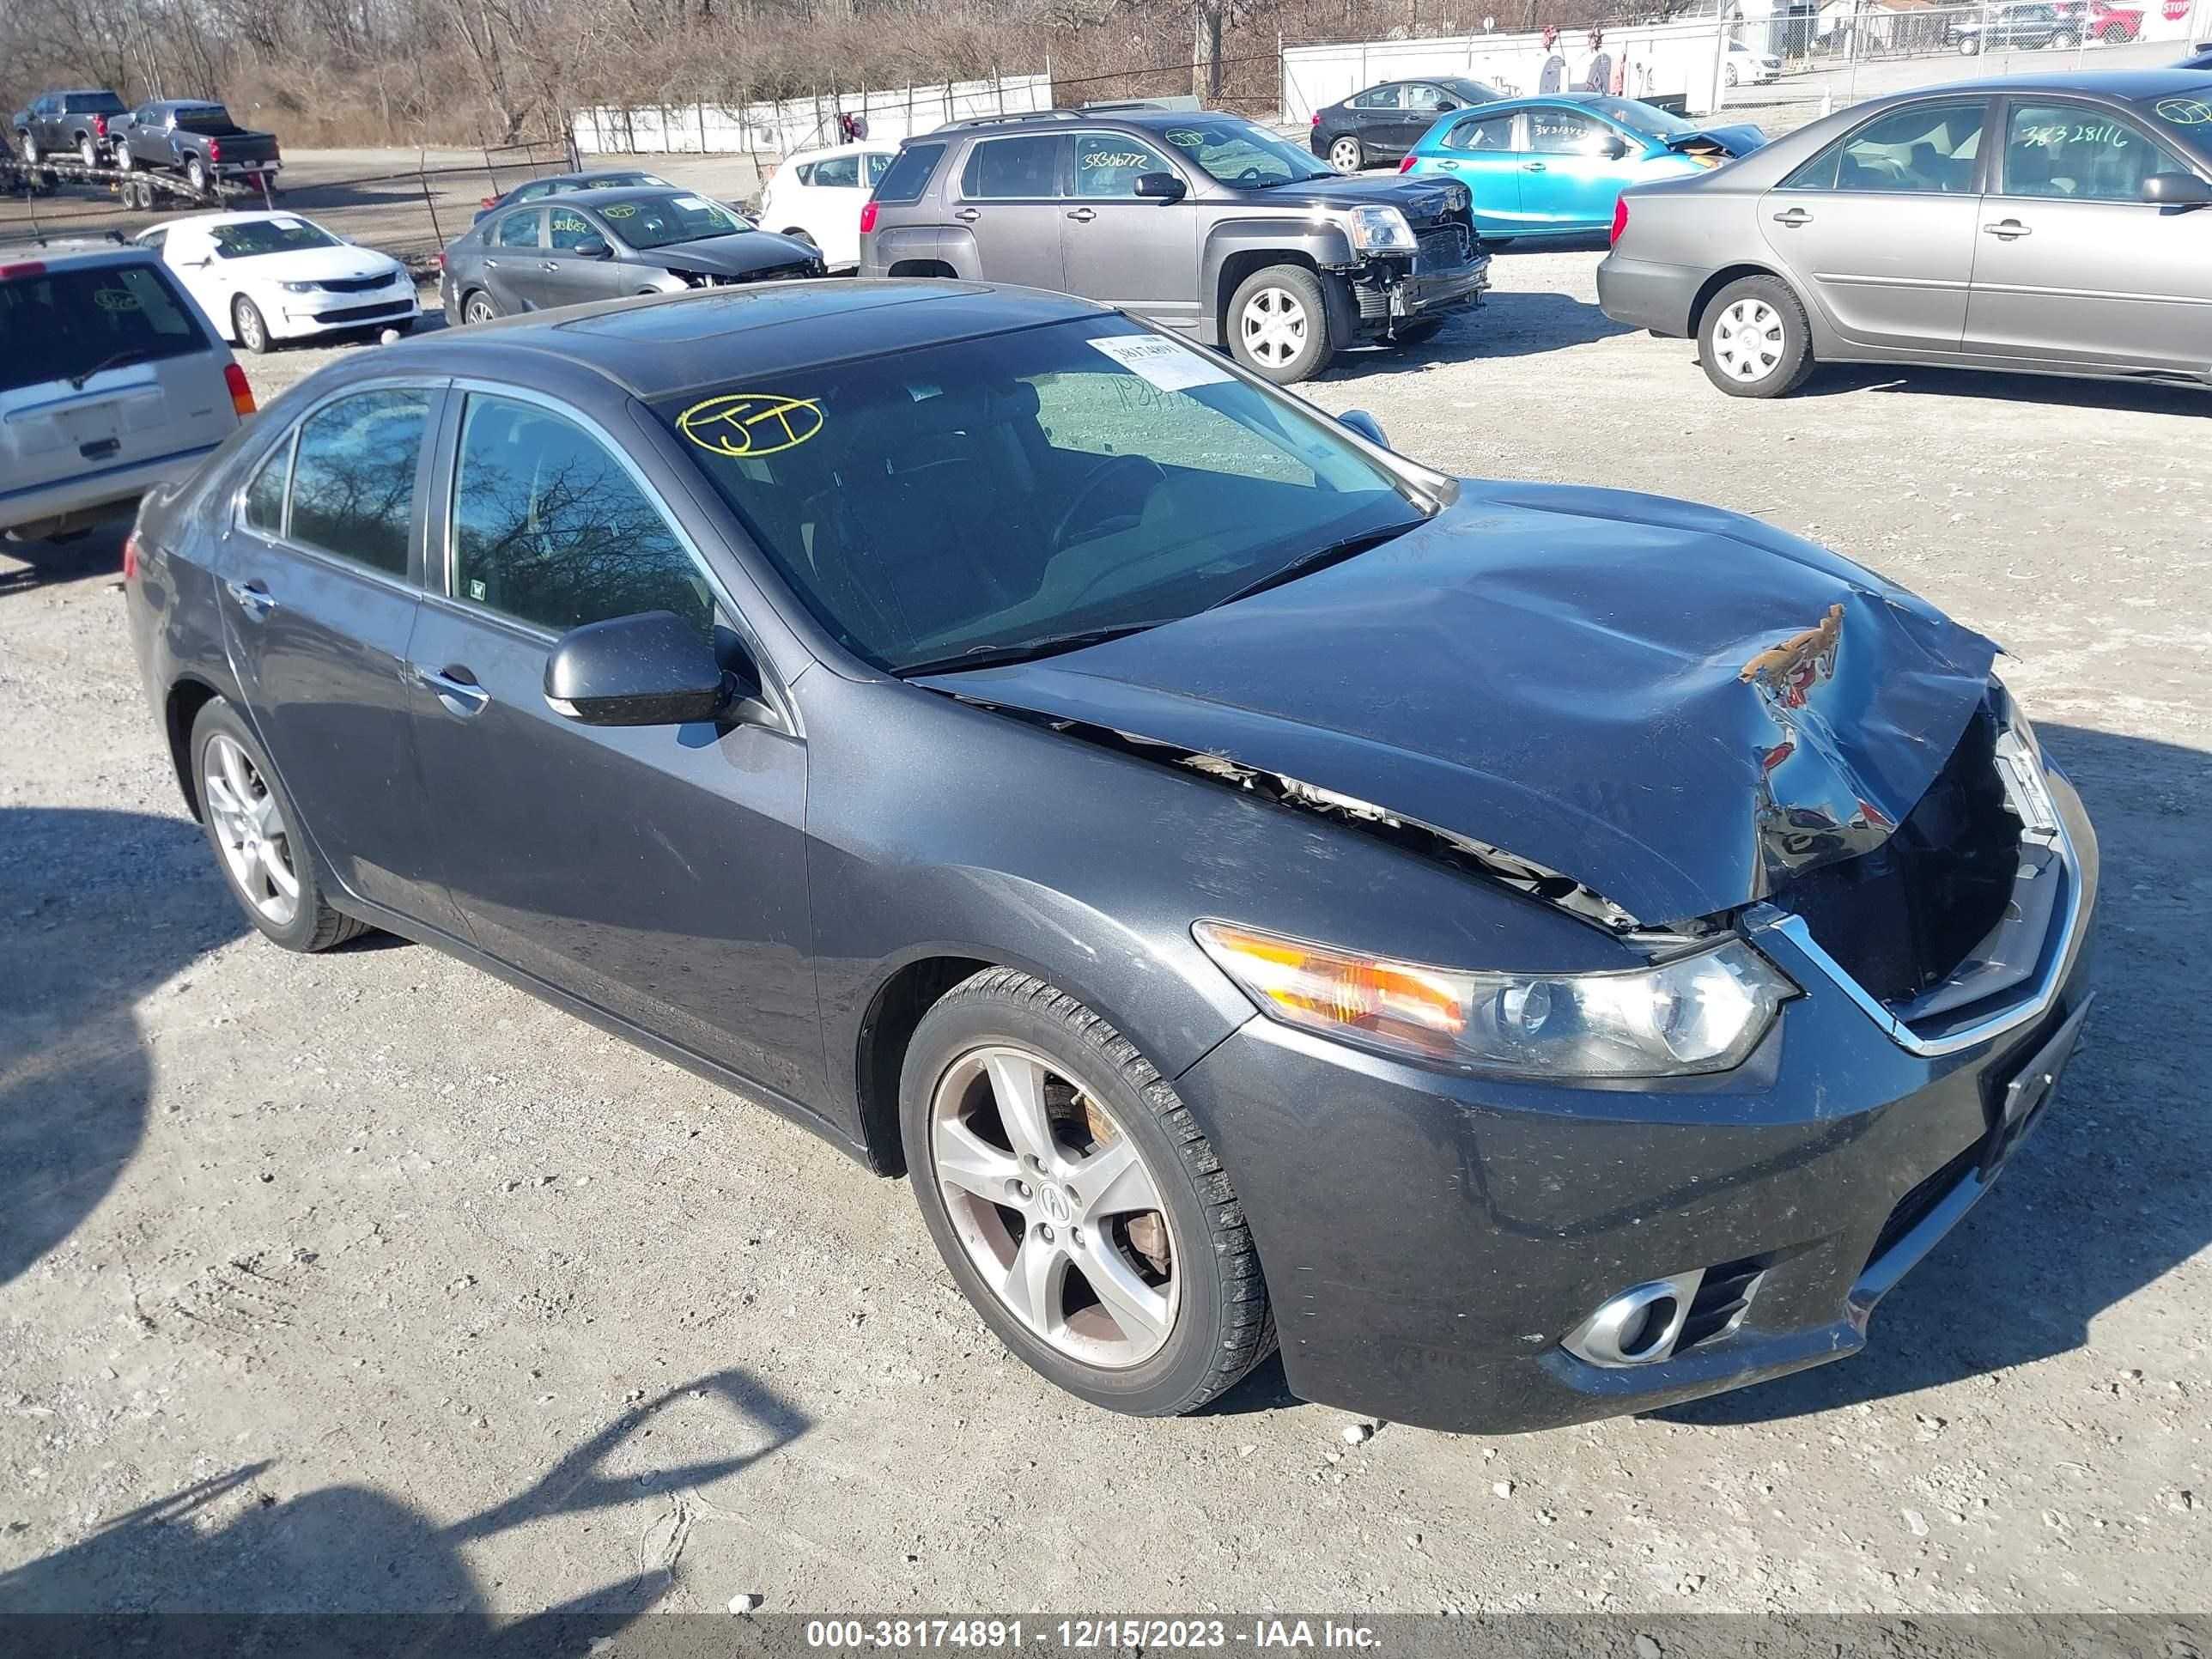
[673,195,710,210]
[1088,334,1230,392]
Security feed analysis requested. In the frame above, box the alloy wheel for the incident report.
[202,733,301,927]
[79,136,99,166]
[928,1043,1181,1369]
[1239,287,1310,370]
[465,294,496,325]
[1328,136,1363,173]
[234,299,266,352]
[19,133,34,164]
[1711,297,1783,382]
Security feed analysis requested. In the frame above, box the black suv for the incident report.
[859,109,1489,382]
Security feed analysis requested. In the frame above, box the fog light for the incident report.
[1562,1272,1702,1367]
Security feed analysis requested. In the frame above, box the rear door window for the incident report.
[962,135,1064,199]
[287,389,430,577]
[243,434,293,536]
[1785,100,1987,192]
[0,261,208,395]
[874,142,946,204]
[1443,112,1517,151]
[448,393,712,637]
[495,208,543,249]
[865,152,893,186]
[810,154,862,188]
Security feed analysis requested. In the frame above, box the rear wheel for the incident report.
[783,227,817,247]
[185,155,208,192]
[1698,274,1814,398]
[1327,133,1364,173]
[1958,34,1981,52]
[1227,263,1334,384]
[191,700,368,953]
[233,295,272,354]
[463,289,497,325]
[899,969,1274,1417]
[1725,62,1741,85]
[2051,28,2079,46]
[77,133,100,167]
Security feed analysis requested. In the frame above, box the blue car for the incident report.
[1399,94,1765,242]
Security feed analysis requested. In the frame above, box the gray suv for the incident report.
[860,110,1490,382]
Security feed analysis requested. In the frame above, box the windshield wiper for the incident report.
[70,349,150,390]
[894,621,1174,678]
[1207,523,1419,609]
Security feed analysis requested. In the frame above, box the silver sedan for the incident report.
[1597,68,2212,397]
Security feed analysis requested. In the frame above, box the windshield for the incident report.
[2142,93,2212,162]
[659,318,1425,673]
[0,262,208,394]
[1158,118,1334,185]
[211,216,339,258]
[1441,77,1504,103]
[601,194,751,248]
[1581,97,1696,139]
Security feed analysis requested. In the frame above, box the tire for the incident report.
[190,699,369,953]
[185,155,208,193]
[783,227,817,247]
[462,289,498,325]
[385,318,416,337]
[16,131,35,165]
[900,968,1274,1418]
[115,142,133,173]
[233,295,273,355]
[1327,133,1364,173]
[1698,273,1814,398]
[2051,29,2078,47]
[1725,63,1741,85]
[1226,263,1334,384]
[77,133,100,167]
[1958,35,1980,52]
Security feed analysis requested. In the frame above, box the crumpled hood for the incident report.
[659,231,819,276]
[1663,122,1768,157]
[1254,174,1470,229]
[921,483,1999,926]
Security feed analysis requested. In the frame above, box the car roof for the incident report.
[369,280,1105,400]
[526,168,664,186]
[1904,66,2212,97]
[0,241,163,275]
[532,185,720,210]
[155,210,315,231]
[786,142,897,161]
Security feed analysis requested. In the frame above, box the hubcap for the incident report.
[1712,298,1784,381]
[929,1044,1179,1369]
[1330,137,1361,173]
[203,733,300,926]
[1241,287,1310,368]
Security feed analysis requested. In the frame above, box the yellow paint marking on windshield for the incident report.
[603,203,640,218]
[677,392,824,458]
[2154,97,2212,125]
[94,287,143,313]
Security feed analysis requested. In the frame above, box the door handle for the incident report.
[415,663,490,716]
[1522,161,1547,172]
[224,578,276,621]
[1771,207,1812,227]
[1064,207,1096,222]
[954,207,981,222]
[1984,220,2032,239]
[540,260,559,270]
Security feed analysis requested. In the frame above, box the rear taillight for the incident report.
[481,195,497,209]
[436,251,447,270]
[93,114,108,137]
[1610,196,1629,246]
[1397,155,1416,173]
[0,261,46,280]
[859,199,879,235]
[1311,112,1322,126]
[224,362,255,416]
[209,138,222,162]
[122,530,141,581]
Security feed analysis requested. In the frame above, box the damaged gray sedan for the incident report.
[125,281,2096,1431]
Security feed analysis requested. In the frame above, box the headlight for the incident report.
[1194,922,1796,1079]
[1344,204,1418,253]
[280,281,321,294]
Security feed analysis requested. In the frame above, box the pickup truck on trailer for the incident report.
[111,100,281,195]
[14,90,130,167]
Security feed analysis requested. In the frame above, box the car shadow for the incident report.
[0,1368,807,1645]
[0,806,247,1289]
[0,514,132,597]
[1324,288,1635,380]
[1794,361,2209,415]
[1656,720,2209,1426]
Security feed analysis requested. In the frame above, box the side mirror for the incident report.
[576,236,614,258]
[2141,171,2212,208]
[544,611,731,726]
[1133,172,1188,202]
[1600,135,1632,160]
[1338,408,1390,447]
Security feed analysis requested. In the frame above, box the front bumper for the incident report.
[1173,765,2098,1435]
[1349,246,1492,339]
[0,440,224,538]
[278,288,420,337]
[1595,250,1703,337]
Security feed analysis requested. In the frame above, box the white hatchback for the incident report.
[758,143,897,270]
[137,211,420,354]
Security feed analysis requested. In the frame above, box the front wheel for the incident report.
[1226,263,1334,384]
[114,143,133,172]
[2050,29,2079,47]
[900,969,1275,1417]
[16,131,36,165]
[190,700,369,953]
[233,295,273,354]
[1327,133,1364,173]
[1724,62,1741,85]
[1698,274,1814,398]
[1957,35,1981,52]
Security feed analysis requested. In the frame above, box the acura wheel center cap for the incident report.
[1039,1185,1073,1225]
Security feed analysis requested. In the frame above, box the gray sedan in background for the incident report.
[441,187,823,325]
[1598,70,2212,397]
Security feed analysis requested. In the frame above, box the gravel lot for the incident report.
[1,244,2207,1627]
